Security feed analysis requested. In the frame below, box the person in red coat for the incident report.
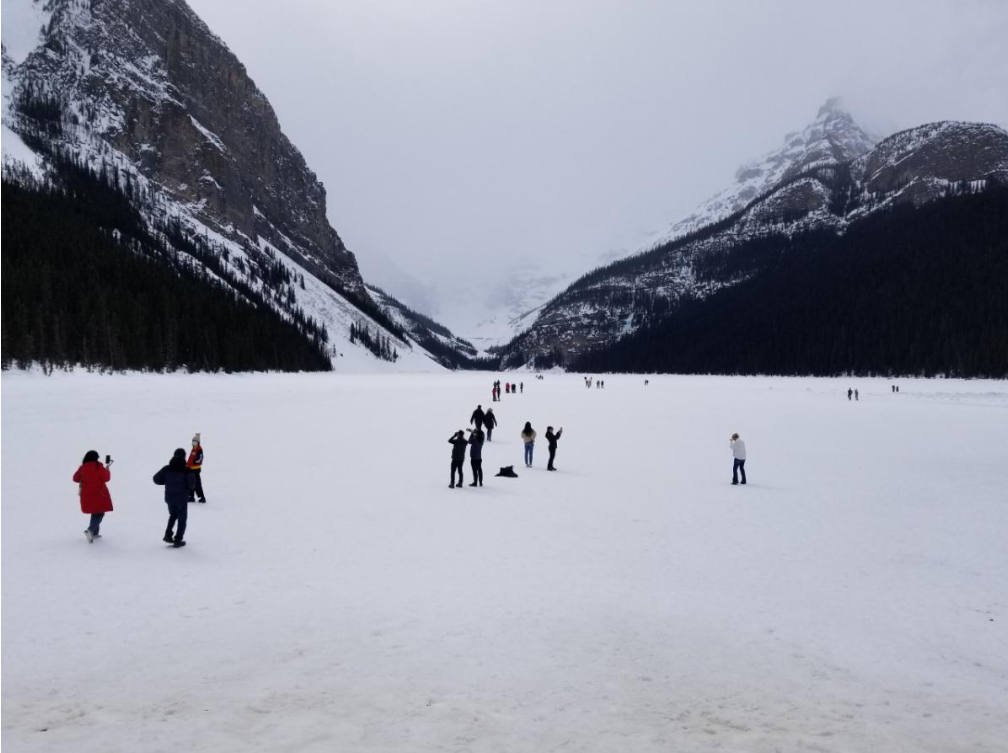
[73,450,113,543]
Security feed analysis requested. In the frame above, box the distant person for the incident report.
[891,384,895,393]
[470,404,485,432]
[896,385,899,393]
[484,408,498,441]
[855,389,859,401]
[448,430,468,488]
[187,432,206,503]
[847,388,853,401]
[73,450,113,543]
[545,426,563,471]
[729,433,747,486]
[468,428,485,487]
[521,421,537,468]
[520,382,524,394]
[154,448,195,548]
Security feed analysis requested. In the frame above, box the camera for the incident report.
[105,454,113,465]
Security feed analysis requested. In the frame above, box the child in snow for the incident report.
[187,433,206,503]
[155,448,196,548]
[729,433,747,485]
[449,430,468,488]
[521,422,537,468]
[545,426,563,471]
[73,450,113,543]
[468,428,485,487]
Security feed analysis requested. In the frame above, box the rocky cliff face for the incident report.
[503,106,1008,368]
[659,98,876,242]
[3,0,477,370]
[7,0,360,292]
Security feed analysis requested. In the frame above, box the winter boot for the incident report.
[164,531,174,543]
[84,529,94,543]
[173,540,187,548]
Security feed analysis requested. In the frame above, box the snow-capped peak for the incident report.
[655,98,876,243]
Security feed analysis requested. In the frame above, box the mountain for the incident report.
[575,188,1008,378]
[500,101,1008,372]
[364,285,485,369]
[1,0,470,372]
[659,97,876,242]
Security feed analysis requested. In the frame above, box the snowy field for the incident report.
[2,372,1006,752]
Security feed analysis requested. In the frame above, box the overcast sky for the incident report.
[187,0,1008,327]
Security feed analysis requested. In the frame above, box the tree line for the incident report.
[574,187,1008,377]
[2,170,333,373]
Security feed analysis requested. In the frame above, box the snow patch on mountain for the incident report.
[652,98,875,244]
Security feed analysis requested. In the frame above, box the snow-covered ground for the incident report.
[2,372,1006,752]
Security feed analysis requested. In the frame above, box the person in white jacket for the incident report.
[730,433,747,485]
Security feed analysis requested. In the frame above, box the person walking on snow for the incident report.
[855,389,859,401]
[545,426,563,471]
[449,430,468,488]
[74,450,113,543]
[521,421,537,468]
[730,433,747,485]
[520,382,524,394]
[484,408,498,441]
[187,433,206,503]
[470,405,485,432]
[468,428,485,487]
[847,388,853,401]
[154,448,195,548]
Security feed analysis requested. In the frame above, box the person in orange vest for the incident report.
[187,432,206,503]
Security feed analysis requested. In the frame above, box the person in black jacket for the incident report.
[545,426,563,471]
[448,430,468,488]
[484,408,498,441]
[468,428,485,487]
[154,448,196,547]
[470,405,485,431]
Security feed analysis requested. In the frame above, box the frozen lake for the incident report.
[2,372,1006,751]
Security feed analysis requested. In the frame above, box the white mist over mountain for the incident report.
[166,1,1008,341]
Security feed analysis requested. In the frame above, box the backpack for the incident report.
[495,465,518,478]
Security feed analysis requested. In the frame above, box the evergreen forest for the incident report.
[574,188,1008,377]
[2,171,333,373]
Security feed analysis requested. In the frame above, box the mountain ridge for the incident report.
[501,103,1008,369]
[1,0,472,371]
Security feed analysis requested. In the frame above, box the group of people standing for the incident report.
[73,433,207,548]
[446,404,500,488]
[519,422,563,470]
[448,401,565,487]
[491,380,523,401]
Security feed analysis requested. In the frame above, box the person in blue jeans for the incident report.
[521,421,537,468]
[154,448,196,547]
[730,433,747,485]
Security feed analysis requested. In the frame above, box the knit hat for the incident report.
[192,432,201,444]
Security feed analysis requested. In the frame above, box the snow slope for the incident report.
[2,372,1006,751]
[0,0,464,372]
